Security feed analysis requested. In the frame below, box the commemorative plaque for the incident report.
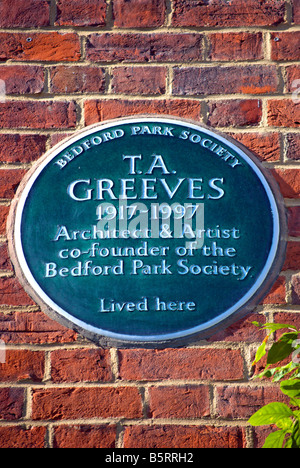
[8,116,287,346]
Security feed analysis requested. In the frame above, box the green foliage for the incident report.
[249,322,300,448]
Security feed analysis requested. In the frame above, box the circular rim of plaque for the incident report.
[8,115,287,347]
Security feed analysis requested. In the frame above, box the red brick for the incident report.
[208,313,266,343]
[173,66,278,96]
[208,33,263,61]
[118,348,244,381]
[0,32,80,62]
[292,0,300,23]
[172,0,285,27]
[291,274,300,305]
[0,169,26,199]
[84,99,202,125]
[268,100,300,127]
[272,312,300,333]
[288,206,300,237]
[0,134,47,164]
[149,385,210,419]
[86,33,203,63]
[55,0,106,27]
[216,385,289,419]
[51,349,113,382]
[0,311,77,345]
[0,243,12,271]
[207,100,262,127]
[0,277,36,307]
[271,169,300,198]
[0,101,77,129]
[0,205,9,236]
[271,32,300,61]
[230,132,280,162]
[50,66,105,94]
[124,425,246,448]
[0,426,46,448]
[0,350,44,382]
[53,425,116,448]
[286,133,300,160]
[113,0,165,28]
[282,242,300,270]
[0,66,44,95]
[261,276,286,305]
[32,387,143,420]
[50,133,73,147]
[0,388,24,420]
[285,65,300,93]
[112,66,167,95]
[0,0,50,28]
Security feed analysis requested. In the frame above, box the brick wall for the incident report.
[0,0,299,449]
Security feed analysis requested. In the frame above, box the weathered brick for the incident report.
[0,426,46,448]
[0,311,77,345]
[282,242,300,270]
[271,32,300,61]
[292,0,300,23]
[0,134,47,164]
[53,425,116,448]
[0,66,44,95]
[216,385,289,419]
[113,0,165,28]
[112,66,167,95]
[118,348,244,381]
[261,277,286,305]
[0,243,12,270]
[86,33,203,63]
[207,100,262,127]
[50,66,105,94]
[32,387,143,420]
[0,169,26,199]
[268,100,300,128]
[149,385,210,419]
[0,350,44,382]
[172,0,286,27]
[208,313,266,343]
[173,66,278,96]
[51,349,113,383]
[55,0,106,27]
[291,274,300,305]
[0,101,77,129]
[0,388,24,420]
[124,425,246,448]
[208,33,263,61]
[84,99,202,125]
[273,312,300,333]
[0,32,80,62]
[0,205,9,236]
[0,277,36,307]
[0,0,50,28]
[288,206,300,237]
[230,132,280,162]
[271,169,300,198]
[285,65,300,93]
[286,133,300,160]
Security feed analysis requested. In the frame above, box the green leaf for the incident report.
[253,341,267,366]
[262,323,298,333]
[262,430,286,448]
[248,402,293,426]
[291,419,300,448]
[280,379,300,399]
[267,333,298,365]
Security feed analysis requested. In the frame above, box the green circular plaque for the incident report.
[9,116,287,346]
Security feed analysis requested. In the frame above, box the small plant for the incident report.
[248,322,300,448]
